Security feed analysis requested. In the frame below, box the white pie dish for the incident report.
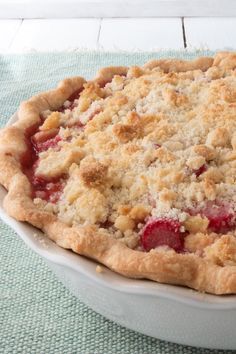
[1,114,236,350]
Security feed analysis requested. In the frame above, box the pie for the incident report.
[1,51,236,295]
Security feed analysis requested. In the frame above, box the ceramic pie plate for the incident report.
[1,113,236,350]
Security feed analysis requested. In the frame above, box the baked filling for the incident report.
[2,52,236,294]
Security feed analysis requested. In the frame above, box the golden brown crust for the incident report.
[1,52,236,295]
[143,56,214,72]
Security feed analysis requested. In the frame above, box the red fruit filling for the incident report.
[33,134,61,153]
[141,218,186,252]
[68,88,83,102]
[20,122,43,167]
[20,142,37,169]
[21,123,64,203]
[89,107,102,121]
[194,201,236,234]
[31,128,61,153]
[21,129,61,169]
[67,120,85,129]
[98,79,112,88]
[193,164,207,177]
[32,175,64,203]
[58,88,83,112]
[99,220,113,229]
[24,160,64,203]
[25,121,42,137]
[154,143,161,149]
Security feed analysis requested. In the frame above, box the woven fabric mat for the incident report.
[0,51,232,354]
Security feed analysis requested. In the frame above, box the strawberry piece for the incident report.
[199,201,235,233]
[141,218,186,252]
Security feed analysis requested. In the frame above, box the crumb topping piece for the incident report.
[79,158,108,187]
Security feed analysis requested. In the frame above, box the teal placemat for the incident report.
[0,51,232,354]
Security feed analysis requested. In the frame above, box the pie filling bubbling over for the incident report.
[21,65,236,262]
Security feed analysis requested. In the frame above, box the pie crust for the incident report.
[1,52,236,294]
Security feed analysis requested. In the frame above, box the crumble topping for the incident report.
[26,63,236,262]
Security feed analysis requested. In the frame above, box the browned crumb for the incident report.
[79,159,108,187]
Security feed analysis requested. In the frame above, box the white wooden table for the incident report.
[0,17,236,53]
